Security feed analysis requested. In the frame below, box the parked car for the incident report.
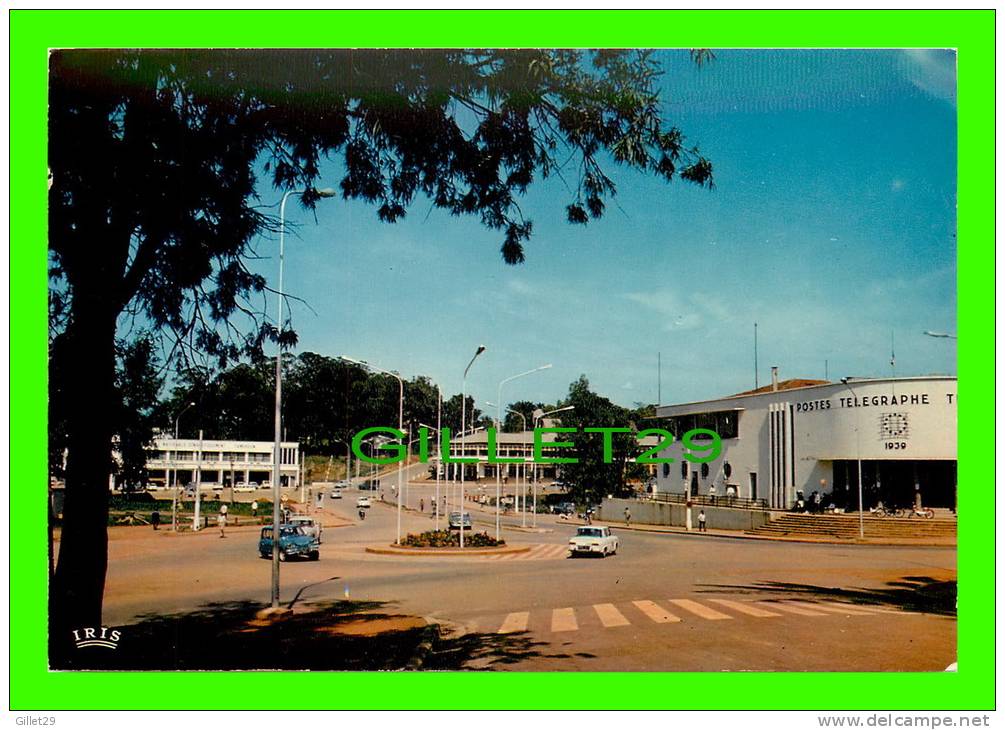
[356,496,372,509]
[258,524,320,561]
[234,482,256,493]
[330,488,343,499]
[288,516,323,543]
[447,511,473,530]
[568,526,619,557]
[552,502,576,515]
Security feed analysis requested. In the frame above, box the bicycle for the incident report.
[870,505,904,517]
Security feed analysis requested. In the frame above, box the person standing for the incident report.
[698,509,707,532]
[708,483,717,506]
[251,499,258,518]
[624,507,631,527]
[420,498,425,513]
[217,511,227,538]
[151,510,160,531]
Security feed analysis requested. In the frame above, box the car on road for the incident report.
[330,488,343,499]
[356,496,372,509]
[258,524,320,561]
[568,525,619,557]
[551,502,576,515]
[288,515,324,543]
[447,511,473,530]
[334,480,351,489]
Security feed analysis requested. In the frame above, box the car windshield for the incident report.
[576,528,603,537]
[280,526,305,536]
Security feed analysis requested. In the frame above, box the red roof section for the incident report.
[730,379,830,397]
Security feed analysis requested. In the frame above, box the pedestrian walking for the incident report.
[698,509,707,532]
[420,498,425,513]
[358,508,366,521]
[708,484,717,505]
[251,500,258,518]
[151,510,160,530]
[217,511,227,538]
[624,507,631,527]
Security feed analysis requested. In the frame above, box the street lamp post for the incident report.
[460,346,487,549]
[271,186,336,609]
[487,402,529,527]
[532,406,574,526]
[171,401,195,531]
[340,356,405,543]
[841,378,865,539]
[493,365,551,540]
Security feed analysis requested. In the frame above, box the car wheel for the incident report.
[278,550,287,562]
[309,551,320,561]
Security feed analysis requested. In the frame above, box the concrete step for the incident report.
[747,512,956,541]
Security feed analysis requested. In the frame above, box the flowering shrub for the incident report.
[401,530,505,548]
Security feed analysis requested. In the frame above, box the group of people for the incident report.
[792,490,830,513]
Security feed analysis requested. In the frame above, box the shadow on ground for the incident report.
[424,630,596,670]
[697,575,957,617]
[53,599,429,670]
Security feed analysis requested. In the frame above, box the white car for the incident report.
[568,526,619,557]
[356,496,372,509]
[288,516,323,544]
[330,488,343,499]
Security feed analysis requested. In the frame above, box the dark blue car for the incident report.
[258,524,320,561]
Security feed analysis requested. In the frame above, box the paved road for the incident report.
[95,486,957,671]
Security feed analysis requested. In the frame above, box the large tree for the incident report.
[47,48,712,659]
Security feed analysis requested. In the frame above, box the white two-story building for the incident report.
[144,437,301,489]
[653,373,957,511]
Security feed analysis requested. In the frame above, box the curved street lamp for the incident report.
[340,356,405,544]
[532,405,574,526]
[270,186,336,609]
[493,365,551,539]
[840,377,865,540]
[171,401,196,532]
[459,346,486,549]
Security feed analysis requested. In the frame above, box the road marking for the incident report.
[480,544,570,561]
[794,600,891,616]
[498,611,530,633]
[763,601,830,616]
[551,607,578,632]
[632,600,681,623]
[707,599,781,618]
[593,603,631,627]
[667,598,733,621]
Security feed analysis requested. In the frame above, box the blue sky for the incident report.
[248,49,957,409]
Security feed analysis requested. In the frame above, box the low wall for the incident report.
[598,498,772,531]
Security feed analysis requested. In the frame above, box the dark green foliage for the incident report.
[551,376,651,506]
[401,530,504,548]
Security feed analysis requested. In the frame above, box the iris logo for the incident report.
[72,627,121,649]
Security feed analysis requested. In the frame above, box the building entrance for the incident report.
[832,460,956,509]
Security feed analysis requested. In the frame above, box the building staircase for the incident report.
[746,512,957,543]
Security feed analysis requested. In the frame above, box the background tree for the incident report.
[111,336,162,492]
[503,400,545,432]
[554,376,641,506]
[47,48,712,659]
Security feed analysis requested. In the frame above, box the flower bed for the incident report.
[400,530,505,548]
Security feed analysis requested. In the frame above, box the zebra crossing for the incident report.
[490,597,903,634]
[479,543,571,561]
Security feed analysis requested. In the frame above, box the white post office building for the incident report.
[653,374,957,511]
